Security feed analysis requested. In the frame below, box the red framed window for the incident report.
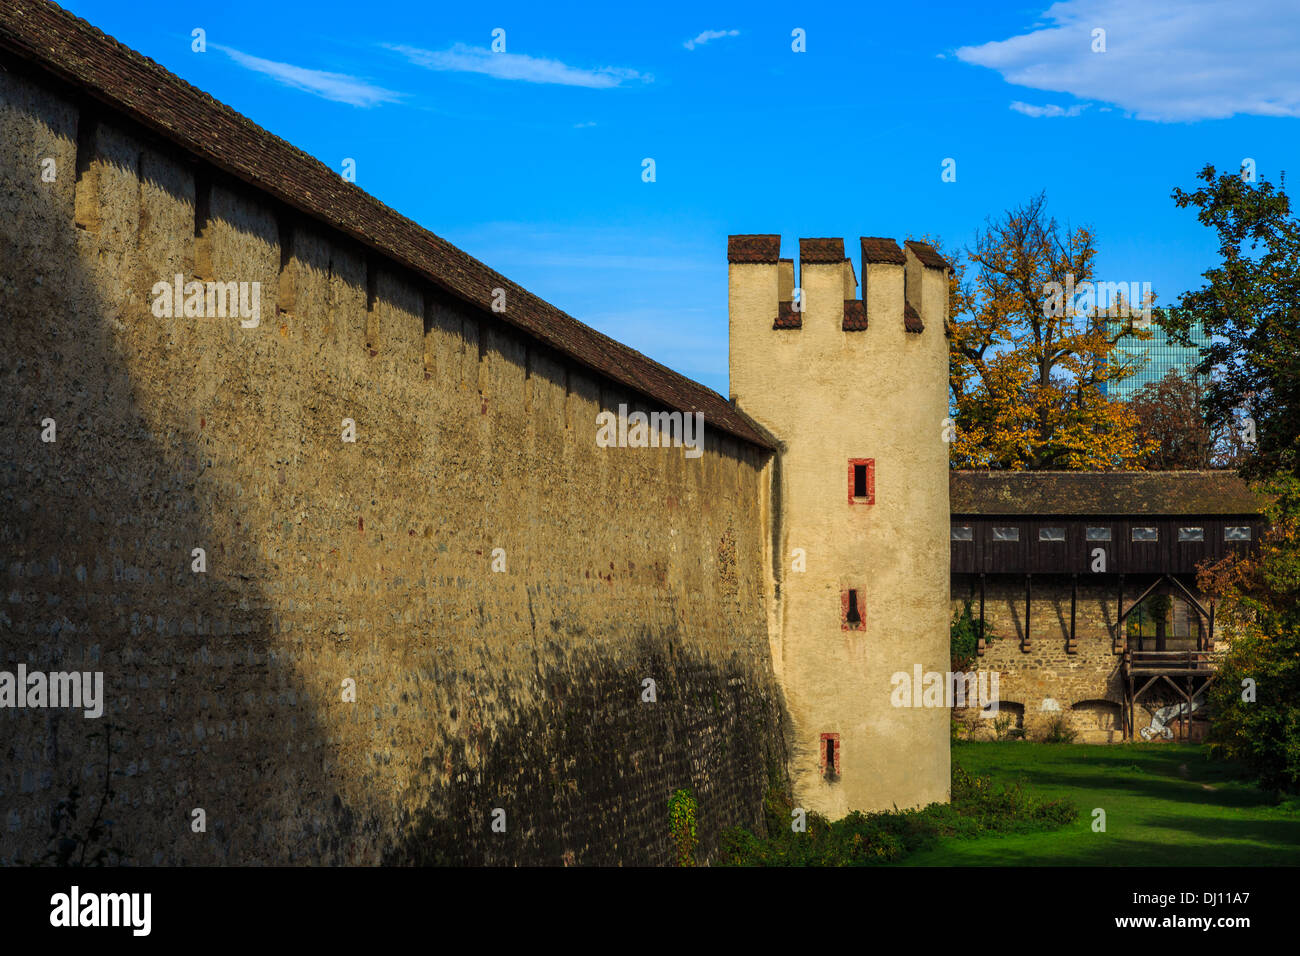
[848,458,875,504]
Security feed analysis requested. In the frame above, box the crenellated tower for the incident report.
[729,234,952,816]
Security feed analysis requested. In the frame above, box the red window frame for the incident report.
[819,733,841,777]
[847,458,875,504]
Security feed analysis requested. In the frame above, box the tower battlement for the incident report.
[729,230,952,817]
[727,234,948,338]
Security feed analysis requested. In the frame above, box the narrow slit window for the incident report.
[951,525,973,541]
[820,733,840,779]
[1039,527,1065,542]
[1178,527,1204,542]
[1225,526,1252,541]
[847,459,874,504]
[846,590,861,627]
[992,527,1019,542]
[1132,527,1158,542]
[1086,527,1112,542]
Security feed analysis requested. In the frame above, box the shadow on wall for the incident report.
[387,633,790,866]
[0,74,354,864]
[0,68,792,865]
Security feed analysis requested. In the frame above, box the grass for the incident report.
[718,761,1077,865]
[902,742,1300,866]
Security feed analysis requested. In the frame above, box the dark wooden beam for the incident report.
[1117,575,1166,630]
[1115,574,1125,654]
[1068,573,1078,653]
[978,573,986,656]
[1023,573,1032,651]
[1165,573,1211,623]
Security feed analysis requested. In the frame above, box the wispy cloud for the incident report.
[956,0,1300,122]
[214,44,402,107]
[386,43,651,88]
[1010,101,1089,118]
[573,121,598,128]
[684,29,740,51]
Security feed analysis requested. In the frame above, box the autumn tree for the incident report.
[1129,368,1215,469]
[936,192,1156,470]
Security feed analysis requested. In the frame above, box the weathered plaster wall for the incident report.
[729,244,951,817]
[0,66,789,865]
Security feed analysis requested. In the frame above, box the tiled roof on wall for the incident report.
[842,300,867,331]
[773,301,801,329]
[0,0,777,451]
[905,240,949,271]
[727,235,781,264]
[950,471,1265,516]
[860,237,907,265]
[798,238,844,264]
[903,303,924,333]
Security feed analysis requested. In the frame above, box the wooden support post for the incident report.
[1115,574,1125,654]
[978,573,986,656]
[1123,671,1133,743]
[1068,573,1078,653]
[1023,574,1032,651]
[1208,599,1216,651]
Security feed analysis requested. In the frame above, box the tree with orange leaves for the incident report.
[930,192,1156,470]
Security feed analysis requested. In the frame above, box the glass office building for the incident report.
[1103,319,1210,401]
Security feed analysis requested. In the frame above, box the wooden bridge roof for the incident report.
[951,471,1264,517]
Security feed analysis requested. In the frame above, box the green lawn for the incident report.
[903,742,1300,866]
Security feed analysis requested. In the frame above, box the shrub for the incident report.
[950,600,994,671]
[1041,713,1078,744]
[716,763,1076,866]
[668,788,698,866]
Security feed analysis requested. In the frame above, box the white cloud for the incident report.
[1010,100,1089,118]
[386,43,651,88]
[684,29,740,51]
[955,0,1300,121]
[215,45,401,107]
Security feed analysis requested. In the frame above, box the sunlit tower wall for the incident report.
[728,234,951,816]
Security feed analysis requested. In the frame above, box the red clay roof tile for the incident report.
[905,240,950,271]
[860,237,906,265]
[904,303,924,333]
[799,238,845,263]
[842,300,867,331]
[727,235,781,264]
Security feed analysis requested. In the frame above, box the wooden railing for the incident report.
[1123,649,1221,672]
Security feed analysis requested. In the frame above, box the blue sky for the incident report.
[63,0,1300,394]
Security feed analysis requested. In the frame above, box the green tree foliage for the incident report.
[1165,164,1300,793]
[950,600,994,672]
[1200,476,1300,793]
[1165,166,1300,480]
